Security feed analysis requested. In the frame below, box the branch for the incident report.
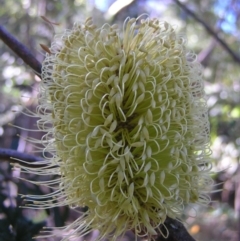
[173,0,240,64]
[105,0,135,20]
[0,25,42,76]
[0,148,44,166]
[198,39,217,66]
[156,217,196,241]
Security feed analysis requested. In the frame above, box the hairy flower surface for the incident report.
[21,16,212,240]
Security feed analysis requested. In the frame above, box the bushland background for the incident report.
[0,0,239,240]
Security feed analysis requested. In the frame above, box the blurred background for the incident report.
[0,0,240,240]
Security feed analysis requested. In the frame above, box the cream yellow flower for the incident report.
[20,16,212,240]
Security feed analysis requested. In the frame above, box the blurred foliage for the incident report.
[0,0,240,240]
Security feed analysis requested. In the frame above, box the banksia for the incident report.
[19,16,212,240]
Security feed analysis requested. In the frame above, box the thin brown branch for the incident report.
[0,25,42,76]
[156,217,196,241]
[173,0,240,64]
[0,148,44,165]
[198,39,217,66]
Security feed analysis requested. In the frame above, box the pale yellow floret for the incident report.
[20,16,212,240]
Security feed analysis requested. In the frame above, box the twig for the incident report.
[173,0,240,64]
[0,25,42,76]
[156,217,196,241]
[198,39,217,66]
[234,166,240,241]
[0,105,23,127]
[0,148,44,165]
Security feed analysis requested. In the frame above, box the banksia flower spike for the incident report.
[20,16,212,240]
